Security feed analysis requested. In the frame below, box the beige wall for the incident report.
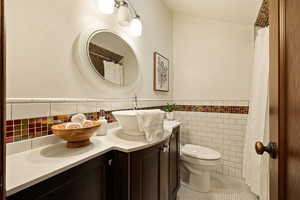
[6,0,173,99]
[173,14,254,101]
[6,1,254,102]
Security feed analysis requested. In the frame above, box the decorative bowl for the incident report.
[51,121,101,148]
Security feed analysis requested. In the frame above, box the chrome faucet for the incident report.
[133,94,138,110]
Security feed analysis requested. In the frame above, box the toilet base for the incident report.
[183,171,211,193]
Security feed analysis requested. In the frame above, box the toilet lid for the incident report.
[182,144,221,160]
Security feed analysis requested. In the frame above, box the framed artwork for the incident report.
[153,52,169,92]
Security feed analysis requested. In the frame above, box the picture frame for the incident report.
[153,52,169,92]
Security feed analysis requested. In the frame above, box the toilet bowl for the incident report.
[181,144,221,193]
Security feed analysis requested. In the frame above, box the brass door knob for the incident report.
[255,141,277,159]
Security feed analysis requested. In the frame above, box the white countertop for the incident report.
[6,121,181,196]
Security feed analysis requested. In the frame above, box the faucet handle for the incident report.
[99,109,106,117]
[132,94,138,110]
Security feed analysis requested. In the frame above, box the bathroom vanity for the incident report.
[6,124,180,200]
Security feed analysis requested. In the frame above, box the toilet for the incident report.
[181,144,221,193]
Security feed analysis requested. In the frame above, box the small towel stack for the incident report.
[136,109,165,142]
[65,114,93,129]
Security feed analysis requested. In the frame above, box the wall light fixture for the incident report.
[98,0,143,37]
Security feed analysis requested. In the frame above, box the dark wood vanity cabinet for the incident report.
[110,141,170,200]
[8,155,109,200]
[8,127,180,200]
[130,142,165,200]
[115,126,180,200]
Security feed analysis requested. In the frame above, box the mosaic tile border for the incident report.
[255,0,269,28]
[175,105,249,114]
[5,112,114,144]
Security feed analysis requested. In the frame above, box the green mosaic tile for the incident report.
[14,136,22,142]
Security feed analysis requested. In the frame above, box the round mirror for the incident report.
[87,31,139,87]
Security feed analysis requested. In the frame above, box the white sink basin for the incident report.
[112,110,164,136]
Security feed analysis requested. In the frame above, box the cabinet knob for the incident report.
[161,144,169,152]
[108,159,113,166]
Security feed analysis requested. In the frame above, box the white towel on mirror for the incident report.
[117,64,124,86]
[104,61,114,82]
[104,61,124,86]
[136,109,165,142]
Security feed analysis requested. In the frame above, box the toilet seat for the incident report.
[181,144,221,166]
[182,144,221,160]
[181,154,221,166]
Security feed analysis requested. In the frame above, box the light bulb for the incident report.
[117,3,131,26]
[129,17,142,37]
[98,0,115,15]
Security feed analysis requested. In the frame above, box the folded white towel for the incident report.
[71,114,86,124]
[136,109,165,142]
[65,122,82,129]
[82,120,93,128]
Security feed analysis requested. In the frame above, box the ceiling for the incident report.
[162,0,262,25]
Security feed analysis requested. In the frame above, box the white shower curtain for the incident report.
[243,27,269,200]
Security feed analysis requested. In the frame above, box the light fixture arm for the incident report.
[115,0,139,18]
[111,0,142,36]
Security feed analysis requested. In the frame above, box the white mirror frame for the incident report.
[76,26,141,95]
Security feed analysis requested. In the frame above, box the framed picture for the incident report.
[153,52,169,92]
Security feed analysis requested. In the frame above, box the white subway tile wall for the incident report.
[77,102,97,113]
[50,103,78,116]
[11,103,51,120]
[7,98,173,120]
[175,111,248,180]
[96,102,113,111]
[6,104,12,120]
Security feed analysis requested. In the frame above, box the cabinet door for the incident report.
[131,143,163,200]
[169,127,180,200]
[8,156,109,200]
[160,141,170,200]
[110,151,129,200]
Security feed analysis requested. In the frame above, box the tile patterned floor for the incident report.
[178,174,258,200]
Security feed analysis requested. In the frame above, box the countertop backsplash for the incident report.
[5,98,171,144]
